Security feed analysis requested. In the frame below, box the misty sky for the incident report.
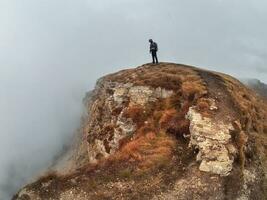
[0,0,267,199]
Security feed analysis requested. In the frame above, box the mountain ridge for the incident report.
[13,63,267,200]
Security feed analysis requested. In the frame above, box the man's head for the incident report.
[149,39,153,43]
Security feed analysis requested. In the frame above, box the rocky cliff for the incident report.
[13,63,267,200]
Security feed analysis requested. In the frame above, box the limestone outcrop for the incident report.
[187,106,235,176]
[13,63,267,200]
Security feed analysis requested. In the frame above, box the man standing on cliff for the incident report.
[149,39,158,64]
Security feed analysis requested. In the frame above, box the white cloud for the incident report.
[0,0,267,198]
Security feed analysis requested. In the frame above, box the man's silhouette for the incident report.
[149,39,158,64]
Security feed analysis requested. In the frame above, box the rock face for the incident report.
[187,107,234,176]
[86,81,174,163]
[13,63,267,200]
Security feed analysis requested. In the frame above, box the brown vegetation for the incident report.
[13,63,267,200]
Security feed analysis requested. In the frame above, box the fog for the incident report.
[0,0,267,199]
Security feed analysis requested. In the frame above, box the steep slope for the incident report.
[13,63,267,200]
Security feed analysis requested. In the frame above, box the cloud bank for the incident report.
[0,0,266,199]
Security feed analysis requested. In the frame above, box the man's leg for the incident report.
[152,51,156,64]
[155,52,158,64]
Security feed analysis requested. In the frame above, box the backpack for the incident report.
[150,42,158,51]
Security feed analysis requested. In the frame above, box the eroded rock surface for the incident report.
[86,81,174,163]
[13,63,267,200]
[187,106,235,176]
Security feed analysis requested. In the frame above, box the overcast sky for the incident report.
[0,0,267,199]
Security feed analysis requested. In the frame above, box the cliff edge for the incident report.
[13,63,267,200]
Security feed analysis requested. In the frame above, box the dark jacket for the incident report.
[150,42,158,52]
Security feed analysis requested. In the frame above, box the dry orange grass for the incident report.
[122,105,145,126]
[159,109,190,137]
[196,98,212,117]
[133,73,182,91]
[159,109,177,128]
[196,98,210,111]
[104,64,208,100]
[232,121,248,173]
[115,131,176,169]
[164,94,182,109]
[105,63,206,93]
[181,82,205,100]
[102,64,208,170]
[136,122,157,137]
